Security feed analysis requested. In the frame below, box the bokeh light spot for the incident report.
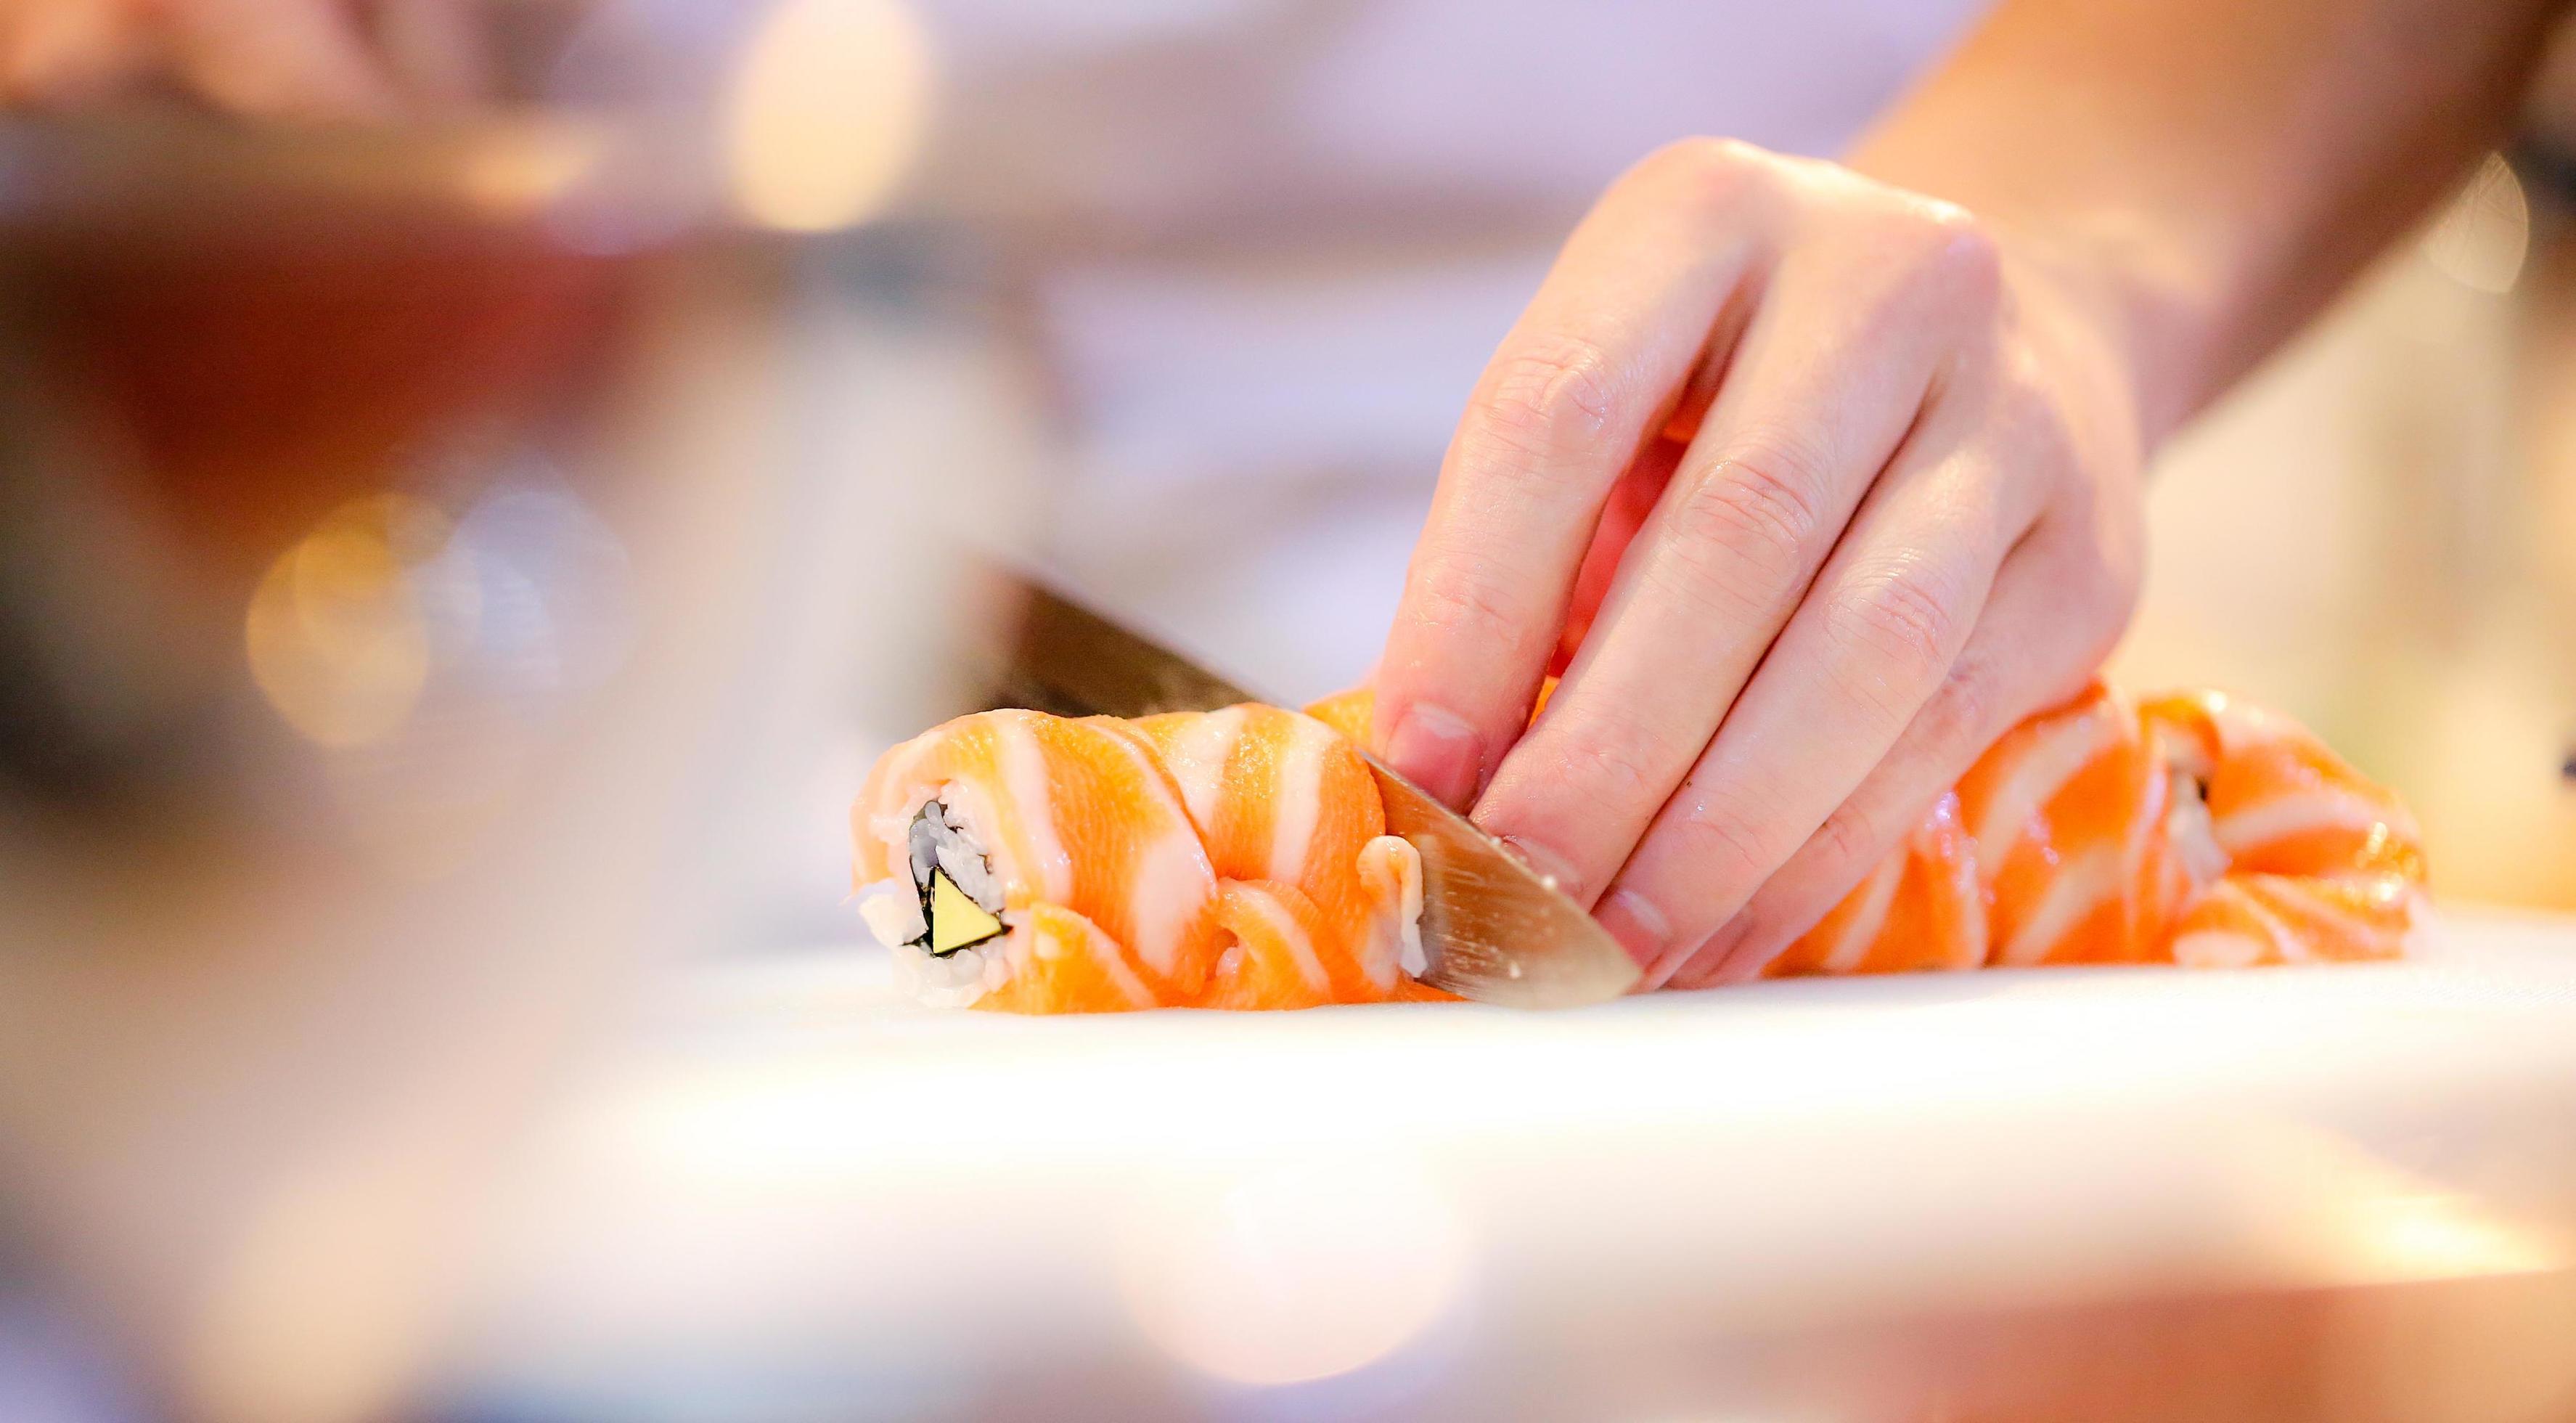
[246,496,447,749]
[1119,1152,1471,1387]
[725,0,935,233]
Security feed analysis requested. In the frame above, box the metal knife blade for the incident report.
[978,568,1642,1008]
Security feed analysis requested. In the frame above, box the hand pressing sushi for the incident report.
[1371,139,2151,987]
[851,682,2425,1012]
[1368,0,2548,986]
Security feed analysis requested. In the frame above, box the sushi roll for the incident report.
[852,706,1436,1012]
[852,681,2426,1012]
[854,709,1224,1009]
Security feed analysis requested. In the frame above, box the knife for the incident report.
[976,568,1643,1008]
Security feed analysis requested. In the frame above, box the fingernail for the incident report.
[1595,889,1672,971]
[1384,702,1482,807]
[1498,834,1585,902]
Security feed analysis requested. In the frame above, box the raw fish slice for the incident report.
[974,904,1161,1014]
[2164,872,2419,967]
[1765,791,1984,976]
[1124,705,1389,945]
[1198,880,1344,1010]
[1304,688,1373,745]
[1953,683,2195,966]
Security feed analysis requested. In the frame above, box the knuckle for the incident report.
[1548,723,1669,807]
[2102,552,2145,621]
[1921,208,2003,301]
[1407,563,1535,657]
[1669,791,1780,887]
[2069,540,2130,616]
[1667,439,1828,584]
[1812,802,1881,872]
[1915,656,1998,757]
[1864,199,2000,320]
[1825,560,1961,687]
[1476,333,1623,458]
[1641,136,1767,205]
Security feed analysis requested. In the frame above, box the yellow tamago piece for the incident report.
[928,868,1003,955]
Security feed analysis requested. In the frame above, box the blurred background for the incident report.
[1,1,2573,1419]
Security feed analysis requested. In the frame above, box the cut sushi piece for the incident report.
[1121,704,1426,998]
[854,709,1227,1008]
[852,705,1433,1011]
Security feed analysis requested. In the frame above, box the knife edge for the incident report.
[979,568,1641,1007]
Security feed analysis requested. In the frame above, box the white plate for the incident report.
[447,908,2576,1420]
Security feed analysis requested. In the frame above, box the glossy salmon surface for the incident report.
[855,683,2424,1011]
[855,704,1435,1011]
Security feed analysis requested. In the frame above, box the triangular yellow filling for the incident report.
[928,868,1003,955]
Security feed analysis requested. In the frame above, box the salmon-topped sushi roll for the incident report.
[854,704,1436,1012]
[854,709,1225,1009]
[853,677,2426,1011]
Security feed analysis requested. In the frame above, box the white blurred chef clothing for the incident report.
[913,0,1988,698]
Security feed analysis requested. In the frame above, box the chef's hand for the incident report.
[0,0,488,118]
[1372,138,2147,988]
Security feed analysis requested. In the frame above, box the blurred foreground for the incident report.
[0,3,2572,1420]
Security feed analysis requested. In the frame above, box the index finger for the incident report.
[1372,139,1769,807]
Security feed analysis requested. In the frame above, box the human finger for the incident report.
[1372,138,1770,807]
[1590,405,2029,975]
[1471,176,1998,905]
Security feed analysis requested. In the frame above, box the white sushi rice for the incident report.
[913,797,1004,916]
[857,796,1015,1008]
[856,794,1434,1008]
[886,926,1013,1008]
[854,878,927,949]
